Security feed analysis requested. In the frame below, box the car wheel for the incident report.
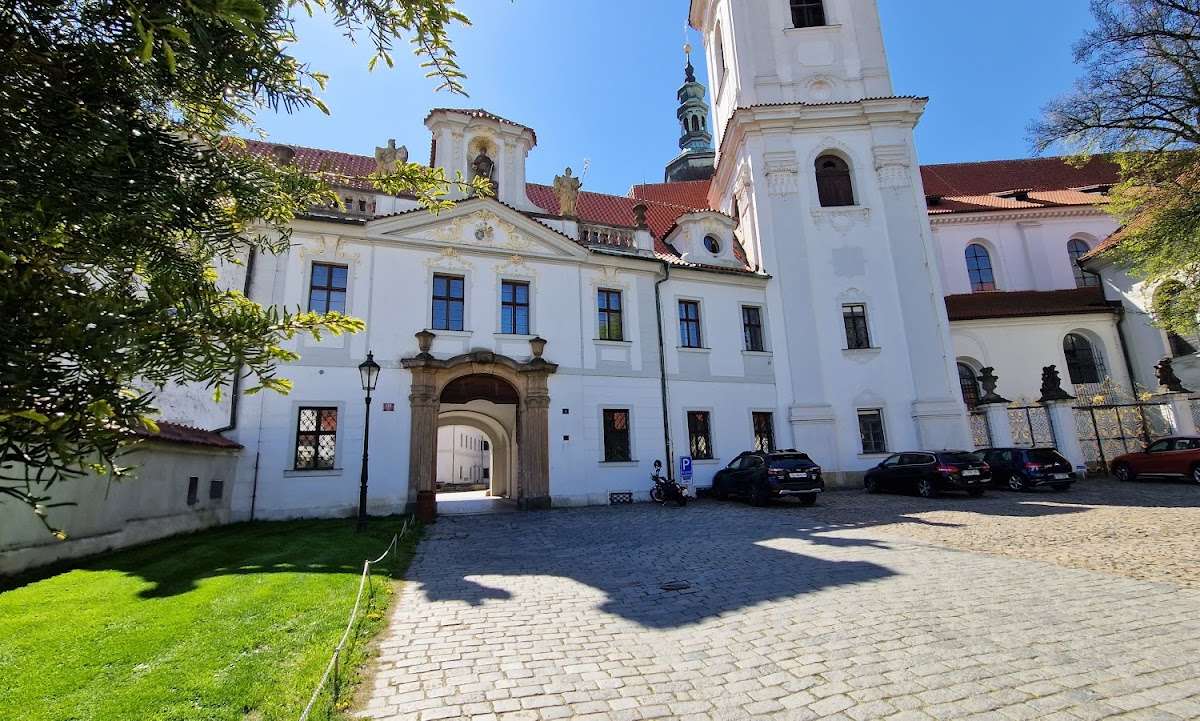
[1114,463,1135,482]
[865,476,880,494]
[967,488,985,498]
[711,483,729,501]
[1007,474,1026,492]
[798,494,817,507]
[1191,464,1200,485]
[1051,483,1071,491]
[917,477,939,499]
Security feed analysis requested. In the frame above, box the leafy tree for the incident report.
[0,0,486,535]
[1032,0,1200,336]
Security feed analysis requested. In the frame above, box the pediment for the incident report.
[366,198,588,260]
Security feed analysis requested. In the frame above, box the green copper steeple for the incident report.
[664,43,716,183]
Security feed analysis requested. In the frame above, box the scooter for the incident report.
[649,460,688,506]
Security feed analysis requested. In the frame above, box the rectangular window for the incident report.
[597,289,624,341]
[208,479,224,500]
[790,0,826,28]
[500,280,530,335]
[742,306,764,351]
[432,274,465,331]
[842,304,871,350]
[857,409,887,455]
[752,412,775,453]
[295,407,338,470]
[186,476,199,506]
[678,300,702,348]
[602,409,632,462]
[308,263,347,314]
[687,410,713,460]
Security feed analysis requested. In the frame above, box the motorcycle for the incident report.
[649,460,688,506]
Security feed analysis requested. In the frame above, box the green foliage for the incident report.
[0,0,472,531]
[0,517,420,721]
[1032,0,1200,337]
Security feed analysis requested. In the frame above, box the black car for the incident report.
[864,450,991,498]
[978,447,1076,491]
[711,450,824,506]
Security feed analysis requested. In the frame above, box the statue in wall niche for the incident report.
[1154,356,1192,394]
[1038,364,1074,403]
[471,151,497,195]
[553,166,582,217]
[374,139,408,174]
[977,366,1010,405]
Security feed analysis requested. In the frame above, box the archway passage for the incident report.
[402,341,558,521]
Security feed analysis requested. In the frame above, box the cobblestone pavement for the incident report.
[358,479,1200,720]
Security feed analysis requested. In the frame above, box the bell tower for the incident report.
[664,44,716,182]
[689,0,971,478]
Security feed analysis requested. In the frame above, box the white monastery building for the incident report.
[155,0,1191,521]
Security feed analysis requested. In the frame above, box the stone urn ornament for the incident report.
[1038,364,1074,403]
[1154,356,1192,394]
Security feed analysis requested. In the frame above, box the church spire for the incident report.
[664,43,715,183]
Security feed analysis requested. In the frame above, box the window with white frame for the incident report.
[857,409,887,455]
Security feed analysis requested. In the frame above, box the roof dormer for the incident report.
[425,108,538,211]
[665,211,742,268]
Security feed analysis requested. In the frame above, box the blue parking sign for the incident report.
[679,456,693,482]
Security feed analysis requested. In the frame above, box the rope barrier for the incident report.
[298,517,415,721]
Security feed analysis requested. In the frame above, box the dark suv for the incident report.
[978,447,1076,491]
[863,450,991,498]
[711,450,824,506]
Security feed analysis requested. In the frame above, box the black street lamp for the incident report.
[356,351,381,531]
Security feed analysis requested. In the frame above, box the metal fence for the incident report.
[1073,402,1174,475]
[1008,405,1056,448]
[969,410,992,449]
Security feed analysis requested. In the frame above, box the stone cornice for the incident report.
[929,205,1109,225]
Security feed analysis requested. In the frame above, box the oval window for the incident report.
[703,234,721,254]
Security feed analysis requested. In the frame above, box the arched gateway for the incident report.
[401,331,557,521]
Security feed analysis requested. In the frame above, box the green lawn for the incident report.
[0,517,418,721]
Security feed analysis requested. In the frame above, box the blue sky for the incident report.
[251,0,1095,196]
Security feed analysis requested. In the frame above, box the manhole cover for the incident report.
[659,580,691,591]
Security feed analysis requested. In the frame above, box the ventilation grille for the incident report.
[609,491,633,505]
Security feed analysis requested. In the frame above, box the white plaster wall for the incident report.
[932,212,1119,295]
[1,444,238,575]
[951,314,1133,403]
[436,425,490,485]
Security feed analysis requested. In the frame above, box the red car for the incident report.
[1110,436,1200,483]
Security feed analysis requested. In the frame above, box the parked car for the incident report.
[1110,436,1200,483]
[978,447,1076,491]
[863,451,990,498]
[711,450,824,506]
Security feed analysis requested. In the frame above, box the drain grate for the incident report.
[659,580,691,591]
[609,491,634,505]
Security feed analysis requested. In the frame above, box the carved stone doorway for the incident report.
[402,334,557,521]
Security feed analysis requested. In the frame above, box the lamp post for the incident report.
[356,351,381,531]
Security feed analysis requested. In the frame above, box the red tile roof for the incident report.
[240,138,380,191]
[945,288,1116,322]
[920,156,1119,197]
[134,421,242,450]
[629,179,714,209]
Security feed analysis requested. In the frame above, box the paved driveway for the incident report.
[359,481,1200,720]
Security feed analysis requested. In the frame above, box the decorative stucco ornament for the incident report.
[374,139,408,174]
[553,167,582,218]
[474,222,495,243]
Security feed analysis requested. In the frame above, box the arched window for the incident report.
[815,155,854,207]
[1063,333,1105,384]
[713,24,726,87]
[965,243,997,292]
[1067,238,1100,288]
[791,0,826,28]
[957,363,981,409]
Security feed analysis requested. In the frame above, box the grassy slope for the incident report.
[0,517,417,721]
